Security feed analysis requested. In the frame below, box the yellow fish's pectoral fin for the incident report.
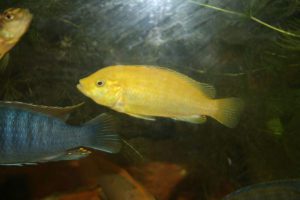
[127,113,156,121]
[172,115,207,124]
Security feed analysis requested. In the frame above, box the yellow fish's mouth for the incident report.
[76,83,82,91]
[77,82,94,99]
[76,83,87,96]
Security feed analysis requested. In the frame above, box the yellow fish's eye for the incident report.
[4,12,14,21]
[96,80,105,87]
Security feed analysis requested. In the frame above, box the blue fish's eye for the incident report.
[96,80,105,87]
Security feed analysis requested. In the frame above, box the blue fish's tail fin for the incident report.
[84,113,121,153]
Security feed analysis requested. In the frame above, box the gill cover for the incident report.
[92,79,123,109]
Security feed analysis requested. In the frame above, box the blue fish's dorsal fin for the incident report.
[0,101,84,121]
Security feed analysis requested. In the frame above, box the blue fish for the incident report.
[0,104,121,165]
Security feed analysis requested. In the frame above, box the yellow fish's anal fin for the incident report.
[140,65,216,98]
[127,113,156,121]
[172,115,207,124]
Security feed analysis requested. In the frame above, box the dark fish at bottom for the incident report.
[0,104,121,165]
[223,179,300,200]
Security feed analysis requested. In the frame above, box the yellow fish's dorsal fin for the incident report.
[0,101,85,121]
[138,65,216,98]
[196,82,216,98]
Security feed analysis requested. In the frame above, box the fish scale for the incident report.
[1,109,16,152]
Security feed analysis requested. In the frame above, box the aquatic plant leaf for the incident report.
[188,0,300,37]
[266,117,284,136]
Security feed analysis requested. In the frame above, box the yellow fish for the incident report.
[0,8,33,60]
[77,65,244,128]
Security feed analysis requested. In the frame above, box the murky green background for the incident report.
[0,0,300,199]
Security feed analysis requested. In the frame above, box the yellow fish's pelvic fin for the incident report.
[211,98,244,128]
[127,113,156,121]
[172,115,207,124]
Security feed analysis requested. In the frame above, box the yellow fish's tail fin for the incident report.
[211,98,244,128]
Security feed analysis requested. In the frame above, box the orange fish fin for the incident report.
[172,115,207,124]
[127,113,156,121]
[142,65,216,98]
[211,98,244,128]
